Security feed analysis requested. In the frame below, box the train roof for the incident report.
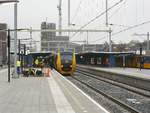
[27,52,53,57]
[60,51,74,54]
[77,51,136,55]
[29,51,52,54]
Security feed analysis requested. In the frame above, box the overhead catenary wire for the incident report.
[78,0,127,42]
[109,23,130,28]
[71,0,82,23]
[112,20,150,36]
[92,20,150,43]
[0,28,111,32]
[70,0,125,43]
[76,0,126,35]
[87,0,127,30]
[90,0,127,41]
[70,0,124,40]
[108,0,127,20]
[92,35,108,43]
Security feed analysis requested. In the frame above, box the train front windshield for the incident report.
[61,53,73,64]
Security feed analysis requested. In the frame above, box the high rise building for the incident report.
[0,23,7,65]
[41,22,56,51]
[41,22,71,52]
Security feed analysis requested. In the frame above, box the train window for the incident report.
[97,57,101,64]
[91,58,95,64]
[144,57,150,63]
[61,53,73,63]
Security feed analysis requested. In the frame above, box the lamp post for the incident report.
[109,28,112,52]
[7,29,10,82]
[13,2,18,78]
[0,0,19,81]
[139,44,142,70]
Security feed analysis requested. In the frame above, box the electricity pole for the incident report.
[58,0,62,36]
[7,29,10,82]
[109,28,112,52]
[30,27,32,51]
[106,0,108,26]
[68,0,70,50]
[87,31,88,45]
[18,39,20,61]
[147,32,149,51]
[68,0,70,26]
[24,44,26,69]
[139,44,142,70]
[14,2,18,78]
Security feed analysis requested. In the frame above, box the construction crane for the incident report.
[57,0,62,36]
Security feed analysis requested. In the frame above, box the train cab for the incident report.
[55,51,76,75]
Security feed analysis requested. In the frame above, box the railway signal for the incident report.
[139,44,142,70]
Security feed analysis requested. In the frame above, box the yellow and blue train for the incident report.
[76,52,150,69]
[23,51,76,75]
[52,51,76,75]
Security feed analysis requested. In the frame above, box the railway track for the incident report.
[77,65,150,92]
[67,69,150,113]
[77,69,150,98]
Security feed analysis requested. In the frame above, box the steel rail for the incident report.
[76,69,150,98]
[70,75,142,113]
[77,65,150,91]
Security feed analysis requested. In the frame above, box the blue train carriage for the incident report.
[76,51,136,67]
[135,55,150,69]
[143,55,150,69]
[54,51,76,75]
[121,54,150,69]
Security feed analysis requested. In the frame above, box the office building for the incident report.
[0,23,7,65]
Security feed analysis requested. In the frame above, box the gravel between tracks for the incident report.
[66,72,150,113]
[66,75,129,113]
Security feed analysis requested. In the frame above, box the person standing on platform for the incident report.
[35,58,39,67]
[16,60,21,76]
[50,56,54,70]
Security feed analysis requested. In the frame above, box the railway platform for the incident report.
[0,68,109,113]
[96,67,150,78]
[78,65,150,79]
[78,65,150,92]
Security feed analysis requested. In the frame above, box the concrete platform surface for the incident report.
[93,67,150,79]
[0,68,109,113]
[79,65,150,79]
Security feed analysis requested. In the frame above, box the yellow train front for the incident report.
[55,51,76,75]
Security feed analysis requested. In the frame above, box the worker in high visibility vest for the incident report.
[16,60,21,75]
[35,59,39,67]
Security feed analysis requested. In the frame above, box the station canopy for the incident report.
[0,0,18,4]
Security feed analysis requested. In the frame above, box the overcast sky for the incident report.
[0,0,150,45]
